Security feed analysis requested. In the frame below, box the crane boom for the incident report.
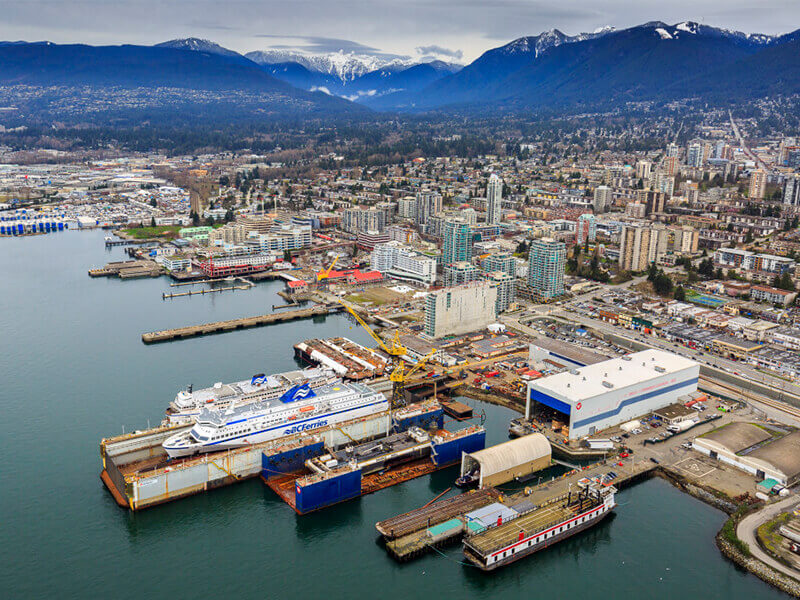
[340,302,406,357]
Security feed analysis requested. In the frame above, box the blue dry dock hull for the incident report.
[295,469,362,514]
[432,430,487,467]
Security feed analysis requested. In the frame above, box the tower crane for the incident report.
[338,301,435,408]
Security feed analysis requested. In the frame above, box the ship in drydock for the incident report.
[294,337,389,379]
[463,482,617,570]
[162,381,389,458]
[164,367,338,424]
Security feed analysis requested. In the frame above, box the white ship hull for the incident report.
[164,395,387,458]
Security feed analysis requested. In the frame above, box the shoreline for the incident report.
[457,385,800,597]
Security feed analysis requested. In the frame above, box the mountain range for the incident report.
[1,22,800,124]
[366,21,800,111]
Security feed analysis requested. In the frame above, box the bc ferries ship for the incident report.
[165,368,337,425]
[163,381,388,458]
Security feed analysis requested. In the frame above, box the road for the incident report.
[737,495,800,581]
[547,306,800,402]
[730,110,769,170]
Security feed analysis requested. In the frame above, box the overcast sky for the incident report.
[3,0,800,62]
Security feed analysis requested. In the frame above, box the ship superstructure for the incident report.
[165,367,337,424]
[163,381,389,458]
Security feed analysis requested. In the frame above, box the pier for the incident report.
[375,454,656,562]
[141,304,342,343]
[162,281,253,299]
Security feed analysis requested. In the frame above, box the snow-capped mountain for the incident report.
[646,21,777,45]
[368,20,800,112]
[245,49,423,82]
[155,38,244,59]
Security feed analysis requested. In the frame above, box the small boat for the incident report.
[455,469,479,488]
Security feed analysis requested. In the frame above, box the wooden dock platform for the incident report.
[376,487,501,540]
[376,452,657,562]
[141,305,341,343]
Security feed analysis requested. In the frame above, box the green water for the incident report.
[0,231,786,599]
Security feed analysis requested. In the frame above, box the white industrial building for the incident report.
[526,349,700,439]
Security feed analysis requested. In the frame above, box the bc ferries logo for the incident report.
[284,420,328,435]
[280,383,317,403]
[251,374,268,385]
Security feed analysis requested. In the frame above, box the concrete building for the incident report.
[593,186,612,214]
[486,270,516,313]
[636,190,666,215]
[618,223,667,272]
[526,349,700,439]
[749,169,767,200]
[687,142,703,168]
[575,213,597,244]
[370,241,437,286]
[635,160,652,181]
[415,191,442,230]
[398,196,417,219]
[750,285,798,306]
[442,218,473,265]
[342,207,386,234]
[482,252,516,278]
[486,174,503,225]
[527,238,565,299]
[444,261,482,287]
[783,175,800,207]
[424,282,497,338]
[670,225,699,254]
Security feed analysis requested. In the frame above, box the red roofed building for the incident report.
[286,280,308,291]
[347,270,383,284]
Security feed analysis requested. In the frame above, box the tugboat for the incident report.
[455,467,480,488]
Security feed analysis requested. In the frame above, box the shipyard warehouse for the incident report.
[527,349,700,439]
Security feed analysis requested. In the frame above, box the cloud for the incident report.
[415,44,463,60]
[254,34,407,59]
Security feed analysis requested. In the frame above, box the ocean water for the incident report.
[0,230,785,599]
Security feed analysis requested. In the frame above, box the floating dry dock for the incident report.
[141,305,341,343]
[100,398,445,510]
[263,425,486,514]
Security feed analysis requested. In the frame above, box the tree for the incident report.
[674,285,686,301]
[150,217,156,228]
[697,258,715,278]
[150,198,157,208]
[646,262,659,282]
[190,211,200,226]
[653,271,674,296]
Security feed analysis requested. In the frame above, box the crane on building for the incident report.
[338,301,435,408]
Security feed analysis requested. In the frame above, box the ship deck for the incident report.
[466,494,605,556]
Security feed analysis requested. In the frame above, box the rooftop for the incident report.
[530,349,698,403]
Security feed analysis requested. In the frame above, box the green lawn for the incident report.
[123,226,182,239]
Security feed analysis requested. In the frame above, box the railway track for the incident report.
[701,377,800,420]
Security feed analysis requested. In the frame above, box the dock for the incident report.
[141,305,342,343]
[375,452,656,561]
[162,283,252,299]
[440,400,474,420]
[89,260,163,279]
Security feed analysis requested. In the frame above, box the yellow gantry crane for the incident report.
[338,301,435,408]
